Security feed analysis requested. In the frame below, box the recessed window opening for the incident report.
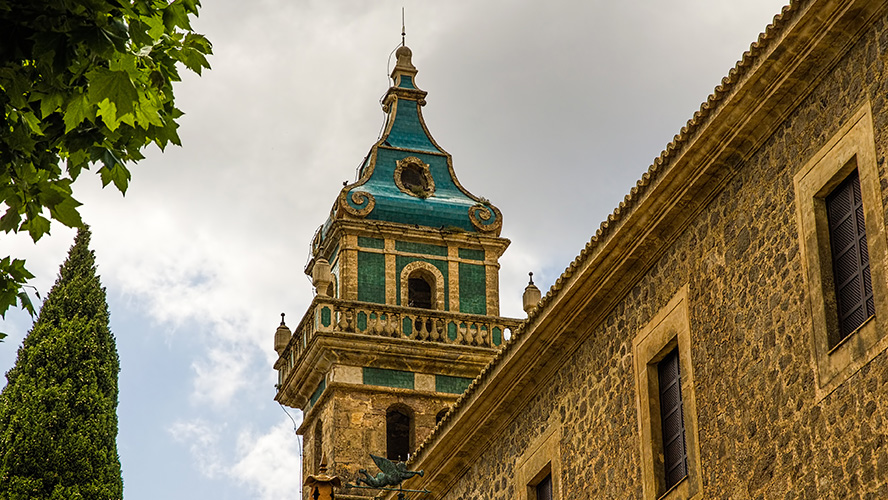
[408,276,432,309]
[826,168,874,346]
[386,406,412,462]
[435,408,448,425]
[658,348,688,490]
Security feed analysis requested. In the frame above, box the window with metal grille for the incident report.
[826,169,874,346]
[386,407,411,461]
[535,474,553,500]
[658,349,688,490]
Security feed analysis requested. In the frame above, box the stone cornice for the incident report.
[275,330,500,409]
[396,0,888,497]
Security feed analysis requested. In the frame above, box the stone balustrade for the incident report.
[277,297,521,384]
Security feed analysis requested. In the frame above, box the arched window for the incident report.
[435,408,449,425]
[400,261,444,310]
[386,405,413,462]
[313,420,323,472]
[407,276,432,309]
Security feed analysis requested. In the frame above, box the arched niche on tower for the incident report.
[400,261,445,310]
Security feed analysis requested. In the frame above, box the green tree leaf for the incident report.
[63,94,92,133]
[98,160,131,194]
[96,98,121,131]
[86,68,138,115]
[48,197,84,228]
[23,215,51,241]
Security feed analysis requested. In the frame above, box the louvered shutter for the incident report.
[658,349,688,490]
[826,170,874,343]
[536,474,553,500]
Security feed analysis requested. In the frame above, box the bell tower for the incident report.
[273,43,520,499]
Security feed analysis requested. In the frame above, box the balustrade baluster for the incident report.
[412,315,423,340]
[420,316,431,339]
[390,314,400,338]
[372,311,381,335]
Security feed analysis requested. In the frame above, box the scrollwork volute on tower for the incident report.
[468,203,503,234]
[338,189,376,218]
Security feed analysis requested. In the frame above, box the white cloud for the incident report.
[230,417,304,500]
[168,419,228,478]
[169,416,303,500]
[191,346,254,408]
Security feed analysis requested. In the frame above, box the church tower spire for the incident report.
[273,42,518,499]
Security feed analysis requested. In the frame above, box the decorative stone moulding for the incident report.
[339,189,375,218]
[381,94,396,113]
[468,203,503,233]
[394,156,435,198]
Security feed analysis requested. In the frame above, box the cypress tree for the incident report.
[0,228,122,499]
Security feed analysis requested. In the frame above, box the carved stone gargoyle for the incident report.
[356,454,424,489]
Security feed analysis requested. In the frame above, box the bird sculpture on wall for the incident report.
[356,454,424,488]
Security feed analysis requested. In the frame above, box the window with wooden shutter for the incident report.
[658,349,688,490]
[794,105,888,399]
[826,170,874,345]
[535,474,553,500]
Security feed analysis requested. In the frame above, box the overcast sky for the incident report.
[0,1,788,498]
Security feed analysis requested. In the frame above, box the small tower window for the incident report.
[386,406,412,462]
[435,408,449,425]
[408,277,432,309]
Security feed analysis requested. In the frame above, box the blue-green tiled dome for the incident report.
[331,45,503,236]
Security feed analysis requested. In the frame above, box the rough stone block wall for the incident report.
[308,386,457,493]
[440,14,888,500]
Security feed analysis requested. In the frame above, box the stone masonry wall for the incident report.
[439,13,888,500]
[305,384,457,497]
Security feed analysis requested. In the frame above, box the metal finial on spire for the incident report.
[401,7,406,46]
[528,272,534,285]
[280,312,286,326]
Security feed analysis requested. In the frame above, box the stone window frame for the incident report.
[632,285,702,500]
[400,261,446,310]
[515,414,561,500]
[793,102,888,401]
